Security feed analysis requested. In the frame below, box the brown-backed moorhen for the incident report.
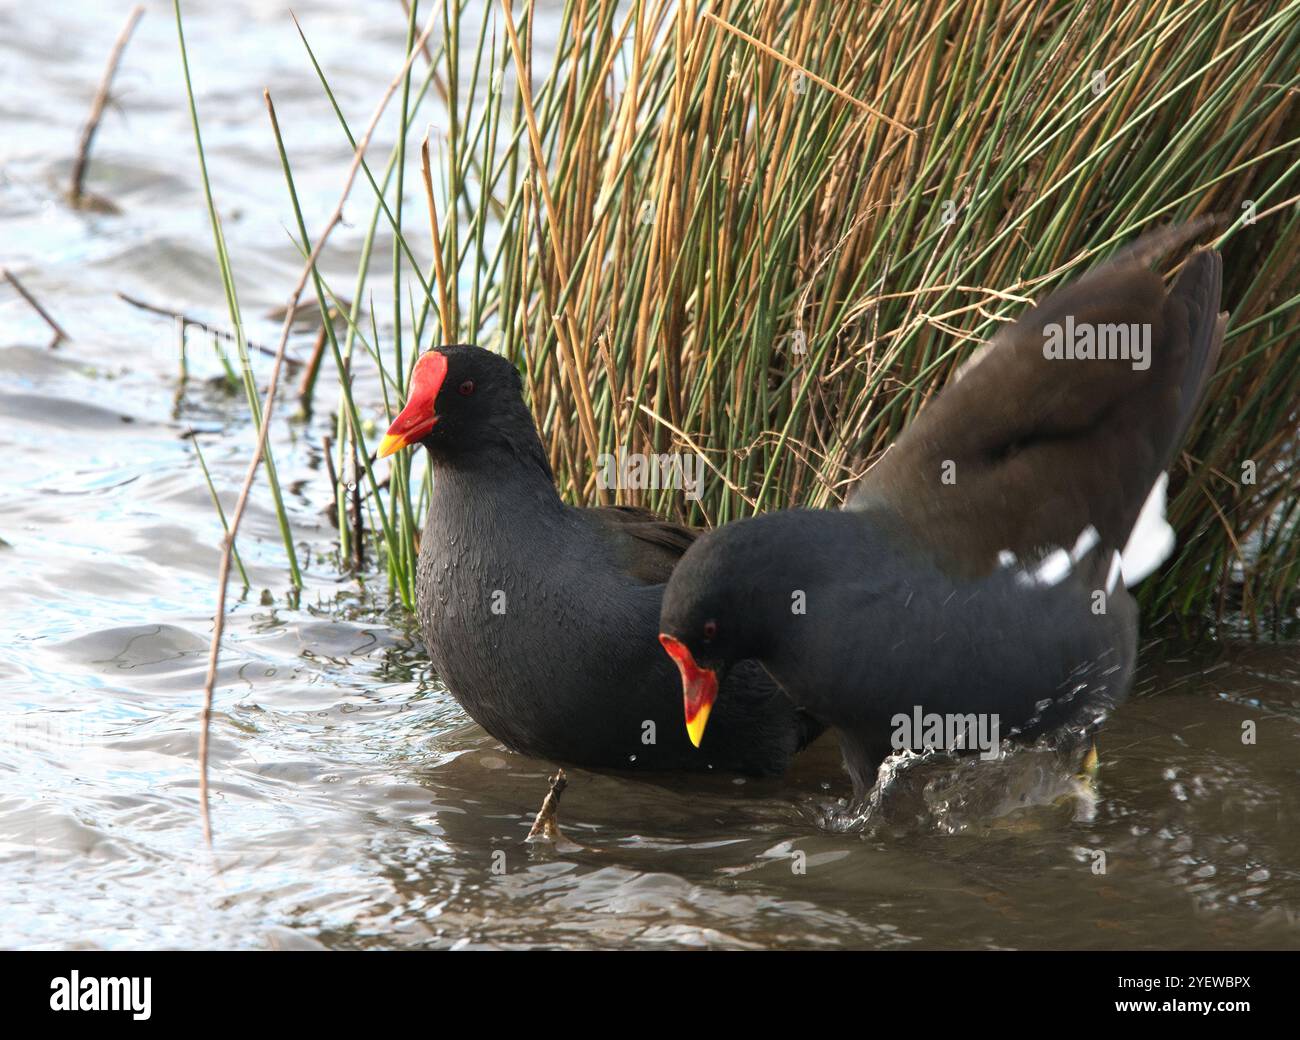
[659,224,1226,800]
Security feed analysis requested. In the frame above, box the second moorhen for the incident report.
[379,345,822,775]
[659,224,1226,800]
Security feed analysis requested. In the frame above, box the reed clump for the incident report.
[196,0,1300,629]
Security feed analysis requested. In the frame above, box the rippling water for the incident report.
[1,0,1297,951]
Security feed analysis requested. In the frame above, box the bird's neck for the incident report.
[721,509,893,718]
[425,408,562,517]
[701,511,833,640]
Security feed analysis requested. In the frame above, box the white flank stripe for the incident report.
[1007,525,1101,588]
[1106,550,1123,593]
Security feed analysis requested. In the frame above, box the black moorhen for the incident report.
[659,224,1226,800]
[378,344,821,775]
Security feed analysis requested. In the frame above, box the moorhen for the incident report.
[659,224,1226,800]
[378,345,822,775]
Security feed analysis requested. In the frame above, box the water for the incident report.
[1,1,1297,950]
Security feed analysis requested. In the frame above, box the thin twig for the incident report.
[197,10,439,847]
[419,134,454,344]
[399,0,450,91]
[117,291,299,368]
[3,268,70,344]
[70,5,146,205]
[189,430,251,588]
[701,12,915,136]
[635,402,757,508]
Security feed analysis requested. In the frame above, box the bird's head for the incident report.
[658,522,771,747]
[378,344,536,459]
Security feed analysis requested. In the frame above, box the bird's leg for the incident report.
[837,730,889,806]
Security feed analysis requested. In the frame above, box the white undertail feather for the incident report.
[1000,476,1174,590]
[1120,472,1175,586]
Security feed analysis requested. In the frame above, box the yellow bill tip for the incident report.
[377,433,405,459]
[685,703,712,748]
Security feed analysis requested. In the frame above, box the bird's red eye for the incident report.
[458,379,475,396]
[703,620,718,641]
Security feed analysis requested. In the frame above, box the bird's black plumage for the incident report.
[659,224,1226,800]
[389,345,821,776]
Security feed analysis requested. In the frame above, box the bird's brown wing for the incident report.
[582,504,700,585]
[849,225,1225,579]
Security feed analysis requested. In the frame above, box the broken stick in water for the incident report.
[69,5,146,210]
[3,268,70,345]
[526,769,569,844]
[117,292,301,369]
[295,325,329,417]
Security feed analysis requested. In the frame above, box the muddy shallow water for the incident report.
[1,1,1298,950]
